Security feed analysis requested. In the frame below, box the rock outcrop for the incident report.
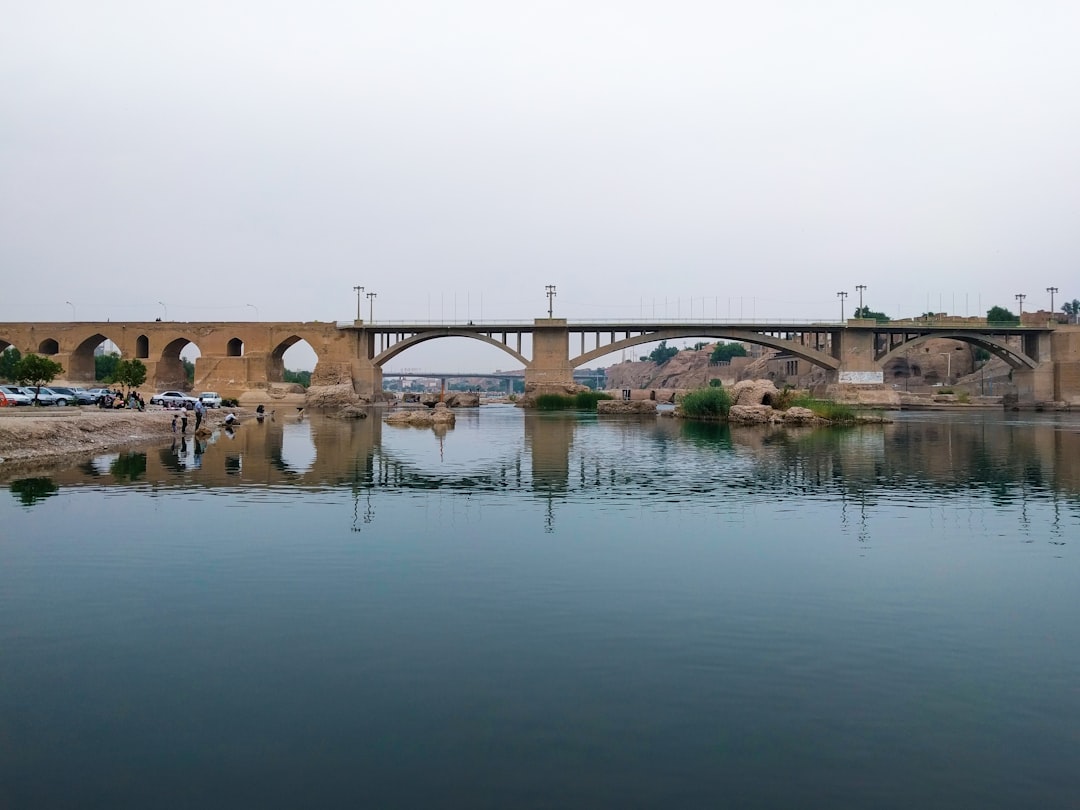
[385,402,456,427]
[305,383,362,409]
[597,400,658,414]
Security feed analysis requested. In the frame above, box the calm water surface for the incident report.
[2,407,1079,808]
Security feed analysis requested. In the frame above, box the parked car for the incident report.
[150,391,198,407]
[51,386,95,405]
[21,386,65,406]
[0,385,32,405]
[198,392,223,408]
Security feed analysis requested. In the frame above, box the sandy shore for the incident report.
[0,407,239,473]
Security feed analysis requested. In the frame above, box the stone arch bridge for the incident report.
[1,317,1077,403]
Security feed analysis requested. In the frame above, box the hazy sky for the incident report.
[2,1,1078,371]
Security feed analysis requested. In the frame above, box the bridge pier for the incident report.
[525,319,575,390]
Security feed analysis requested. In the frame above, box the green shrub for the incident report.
[679,386,732,418]
[574,391,613,409]
[788,395,855,423]
[535,391,613,410]
[535,394,575,410]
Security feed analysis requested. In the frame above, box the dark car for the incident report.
[51,386,95,405]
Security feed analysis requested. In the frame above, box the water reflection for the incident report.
[4,408,1080,531]
[9,476,58,506]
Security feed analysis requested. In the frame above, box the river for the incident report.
[2,406,1079,808]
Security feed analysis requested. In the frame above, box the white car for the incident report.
[150,391,198,407]
[0,385,32,405]
[199,392,223,408]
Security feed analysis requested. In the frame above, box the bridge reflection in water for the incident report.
[6,407,1080,536]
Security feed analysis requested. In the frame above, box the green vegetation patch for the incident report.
[787,395,856,423]
[679,386,732,418]
[535,392,614,411]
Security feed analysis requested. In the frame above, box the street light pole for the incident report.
[353,285,365,321]
[367,291,377,322]
[546,285,557,318]
[158,301,167,320]
[1047,286,1058,314]
[939,352,952,384]
[65,301,75,320]
[855,284,866,315]
[837,291,848,321]
[246,303,259,320]
[1015,293,1026,315]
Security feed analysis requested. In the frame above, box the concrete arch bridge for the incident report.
[1,317,1077,404]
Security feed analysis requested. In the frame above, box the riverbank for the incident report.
[0,408,241,471]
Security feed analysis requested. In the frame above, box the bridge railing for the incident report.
[337,318,849,329]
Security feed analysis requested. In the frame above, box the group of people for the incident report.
[170,399,239,435]
[97,390,145,410]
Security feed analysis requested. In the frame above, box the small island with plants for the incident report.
[676,379,887,426]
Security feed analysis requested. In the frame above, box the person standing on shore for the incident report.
[180,407,189,435]
[194,399,205,432]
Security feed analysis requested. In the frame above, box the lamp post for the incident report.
[158,301,167,320]
[939,352,952,384]
[1047,286,1058,314]
[855,284,867,315]
[65,301,75,320]
[837,291,848,321]
[1015,293,1026,315]
[367,291,377,322]
[353,285,365,321]
[545,285,557,318]
[246,303,259,320]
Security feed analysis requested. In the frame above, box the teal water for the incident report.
[2,407,1079,808]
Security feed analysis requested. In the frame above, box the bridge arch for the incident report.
[570,328,841,371]
[156,336,203,389]
[372,330,529,368]
[227,337,243,357]
[269,334,319,383]
[877,333,1036,370]
[135,335,149,359]
[70,333,124,382]
[38,338,59,355]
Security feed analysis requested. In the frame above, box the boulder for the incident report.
[385,402,456,427]
[782,406,818,424]
[728,404,783,424]
[306,383,361,409]
[597,400,658,414]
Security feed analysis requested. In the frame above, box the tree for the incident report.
[1063,299,1080,324]
[987,305,1019,325]
[183,358,195,384]
[113,359,147,392]
[854,306,890,322]
[710,342,748,363]
[647,340,679,365]
[95,351,120,382]
[0,346,22,382]
[15,354,64,404]
[283,368,311,387]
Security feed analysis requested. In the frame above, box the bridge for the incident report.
[1,316,1077,404]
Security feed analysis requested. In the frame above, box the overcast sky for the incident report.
[2,1,1078,371]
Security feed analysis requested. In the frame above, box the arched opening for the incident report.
[270,336,317,388]
[0,343,18,383]
[70,334,122,384]
[227,338,243,357]
[135,335,149,359]
[380,337,529,396]
[157,337,202,391]
[38,338,59,355]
